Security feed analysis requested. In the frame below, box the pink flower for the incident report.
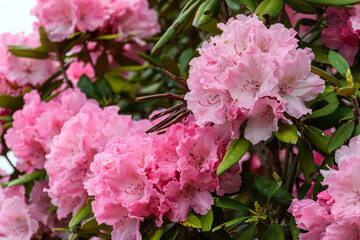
[185,14,324,144]
[0,32,56,87]
[288,199,332,240]
[66,61,94,86]
[45,102,149,219]
[321,7,360,66]
[285,5,316,37]
[28,181,53,225]
[5,88,89,172]
[0,186,38,240]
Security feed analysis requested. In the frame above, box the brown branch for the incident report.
[136,93,185,102]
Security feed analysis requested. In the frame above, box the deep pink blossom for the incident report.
[322,7,360,65]
[185,14,324,144]
[66,61,94,86]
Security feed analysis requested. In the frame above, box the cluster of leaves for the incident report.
[1,0,360,239]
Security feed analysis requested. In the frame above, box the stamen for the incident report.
[198,100,221,107]
[266,37,272,52]
[234,44,241,55]
[282,86,295,95]
[243,84,255,92]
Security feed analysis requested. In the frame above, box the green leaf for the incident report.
[214,197,249,212]
[52,228,71,233]
[151,0,202,54]
[217,138,251,175]
[254,176,293,205]
[264,222,285,240]
[337,87,356,97]
[304,125,331,154]
[193,0,220,27]
[69,205,90,229]
[179,213,202,228]
[328,121,355,153]
[112,65,149,72]
[308,92,339,119]
[161,55,180,76]
[7,170,46,187]
[198,210,213,232]
[274,123,299,145]
[92,34,122,40]
[136,51,162,68]
[328,50,350,78]
[8,45,49,59]
[255,0,284,19]
[0,95,24,110]
[354,123,360,136]
[238,224,257,240]
[225,0,257,12]
[298,138,315,183]
[286,0,317,14]
[289,217,299,240]
[311,66,341,87]
[212,217,249,232]
[77,74,99,100]
[149,226,165,240]
[179,48,193,72]
[304,0,360,5]
[80,217,99,230]
[0,115,13,122]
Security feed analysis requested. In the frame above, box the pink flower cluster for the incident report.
[85,116,241,240]
[289,136,360,239]
[45,102,151,218]
[322,6,360,65]
[0,181,56,240]
[5,88,90,172]
[32,0,160,43]
[185,14,324,144]
[0,32,56,87]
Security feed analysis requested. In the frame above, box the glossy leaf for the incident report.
[289,217,299,240]
[7,170,46,187]
[354,123,360,136]
[254,176,293,205]
[217,138,251,175]
[305,0,360,5]
[328,121,355,153]
[238,224,257,240]
[274,123,299,145]
[0,95,24,110]
[298,139,315,183]
[304,125,331,154]
[337,87,356,97]
[328,50,350,78]
[8,45,49,59]
[152,0,202,54]
[198,210,213,232]
[308,92,339,119]
[69,205,90,229]
[311,66,341,87]
[77,74,99,100]
[80,217,99,230]
[264,222,285,240]
[286,0,317,14]
[193,0,220,27]
[212,216,249,232]
[179,213,202,228]
[255,0,284,18]
[149,226,164,240]
[214,197,249,212]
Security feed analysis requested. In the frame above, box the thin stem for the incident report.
[352,95,360,126]
[4,154,15,169]
[161,68,189,92]
[219,0,230,22]
[150,103,187,121]
[282,144,291,182]
[136,93,185,102]
[57,52,73,88]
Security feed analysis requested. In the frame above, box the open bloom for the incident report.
[185,14,324,144]
[289,136,360,239]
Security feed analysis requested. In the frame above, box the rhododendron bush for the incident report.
[2,0,360,239]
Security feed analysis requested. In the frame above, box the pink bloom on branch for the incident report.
[321,7,360,66]
[185,14,324,144]
[5,89,89,172]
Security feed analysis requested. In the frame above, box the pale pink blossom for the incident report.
[185,14,324,144]
[285,5,317,37]
[66,61,94,86]
[0,32,56,87]
[0,186,38,240]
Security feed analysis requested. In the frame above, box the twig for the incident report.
[136,93,185,102]
[56,52,73,88]
[219,0,230,22]
[150,103,187,121]
[161,68,189,92]
[352,95,360,126]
